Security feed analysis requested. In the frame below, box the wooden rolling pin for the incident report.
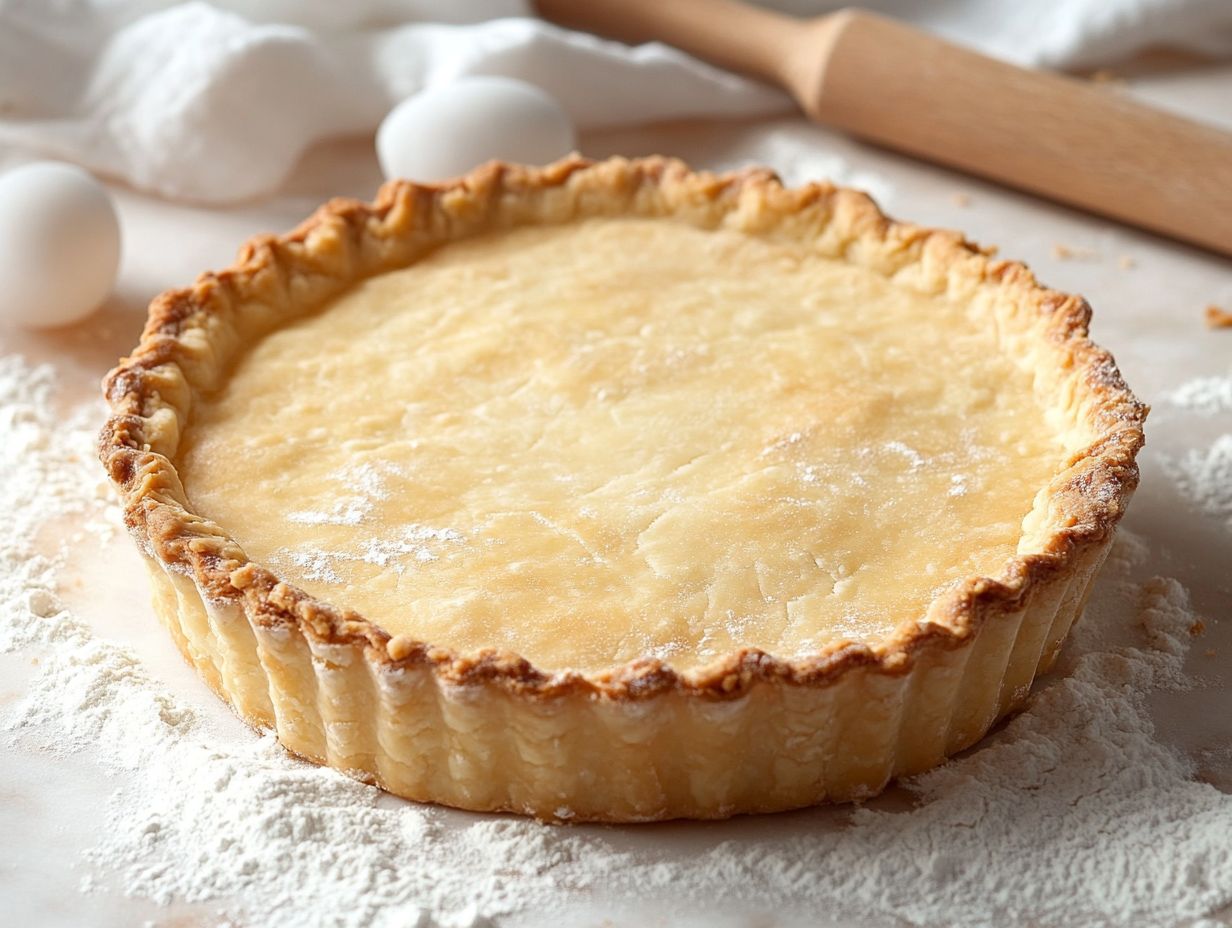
[537,0,1232,257]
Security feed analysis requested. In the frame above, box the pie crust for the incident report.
[99,156,1146,822]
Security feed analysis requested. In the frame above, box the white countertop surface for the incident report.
[1,62,1230,928]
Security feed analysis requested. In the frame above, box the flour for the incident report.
[1165,371,1232,417]
[881,439,927,472]
[1164,436,1232,531]
[274,521,465,585]
[1162,370,1232,530]
[279,460,465,581]
[0,356,116,655]
[287,462,398,527]
[3,351,1232,927]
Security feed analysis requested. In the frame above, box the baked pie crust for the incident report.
[99,156,1146,821]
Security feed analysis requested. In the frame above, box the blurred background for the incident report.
[1,0,1230,205]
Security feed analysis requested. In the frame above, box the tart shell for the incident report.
[99,156,1146,821]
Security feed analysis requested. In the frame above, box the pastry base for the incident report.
[100,156,1144,821]
[143,539,1107,821]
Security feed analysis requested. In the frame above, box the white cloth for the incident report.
[0,0,1228,203]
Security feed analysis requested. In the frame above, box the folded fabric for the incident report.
[0,0,1227,203]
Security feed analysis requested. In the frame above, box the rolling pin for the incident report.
[536,0,1232,257]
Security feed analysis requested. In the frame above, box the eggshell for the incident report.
[0,161,121,329]
[377,77,576,182]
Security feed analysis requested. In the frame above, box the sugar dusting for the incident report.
[3,353,1232,926]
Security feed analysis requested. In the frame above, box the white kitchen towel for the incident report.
[0,0,1228,203]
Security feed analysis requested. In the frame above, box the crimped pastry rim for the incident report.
[98,154,1147,702]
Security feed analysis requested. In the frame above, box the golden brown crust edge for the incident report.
[98,154,1147,709]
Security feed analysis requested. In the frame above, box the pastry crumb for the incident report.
[1204,304,1232,329]
[1205,648,1218,658]
[952,192,972,208]
[1052,243,1098,261]
[1118,255,1136,270]
[1189,618,1206,636]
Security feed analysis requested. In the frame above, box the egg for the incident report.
[0,161,121,329]
[377,77,577,183]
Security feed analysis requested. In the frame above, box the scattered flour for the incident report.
[3,353,1232,927]
[279,461,464,581]
[1165,372,1232,417]
[287,462,397,526]
[881,439,927,472]
[1161,370,1232,530]
[1164,436,1232,532]
[274,522,465,584]
[285,548,346,584]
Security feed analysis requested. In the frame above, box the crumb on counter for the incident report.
[1052,243,1098,261]
[1205,305,1232,329]
[952,192,972,208]
[1118,255,1136,270]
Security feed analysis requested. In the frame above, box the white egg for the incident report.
[0,161,121,329]
[377,77,577,183]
